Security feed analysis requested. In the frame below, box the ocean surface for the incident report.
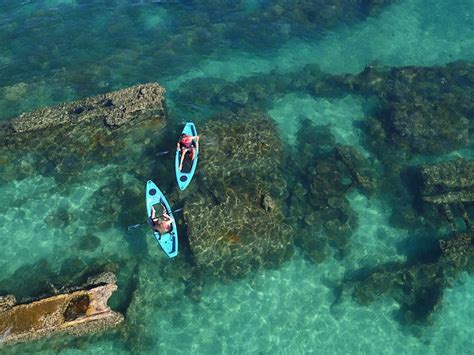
[0,0,473,353]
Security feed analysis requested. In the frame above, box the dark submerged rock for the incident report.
[347,61,474,154]
[418,158,474,205]
[183,110,294,279]
[349,230,473,324]
[345,154,474,325]
[122,256,200,352]
[173,64,343,113]
[288,120,375,263]
[75,234,102,252]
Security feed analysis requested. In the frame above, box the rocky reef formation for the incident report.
[346,158,474,324]
[349,229,473,324]
[417,158,474,236]
[0,0,398,119]
[159,0,395,56]
[346,61,474,154]
[0,272,123,347]
[120,256,202,352]
[0,83,166,184]
[173,64,339,111]
[418,158,474,205]
[287,120,375,262]
[183,110,294,279]
[176,61,473,158]
[1,83,165,141]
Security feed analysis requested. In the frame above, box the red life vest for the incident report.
[181,135,193,148]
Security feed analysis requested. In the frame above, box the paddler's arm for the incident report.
[163,212,173,222]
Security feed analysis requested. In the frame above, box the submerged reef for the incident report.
[288,120,374,262]
[0,0,398,120]
[418,158,474,205]
[121,256,202,352]
[346,61,474,154]
[175,60,473,158]
[170,0,395,52]
[417,158,474,236]
[349,229,473,324]
[183,110,294,279]
[347,158,474,324]
[0,272,123,347]
[173,64,339,112]
[0,83,166,184]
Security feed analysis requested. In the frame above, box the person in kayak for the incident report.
[177,133,199,171]
[150,204,174,235]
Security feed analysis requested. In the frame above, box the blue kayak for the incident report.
[145,180,178,258]
[175,122,199,190]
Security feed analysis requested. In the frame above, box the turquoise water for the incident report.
[1,0,473,353]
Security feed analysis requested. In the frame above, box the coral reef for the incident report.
[183,110,294,279]
[0,272,123,347]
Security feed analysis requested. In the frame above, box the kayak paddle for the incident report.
[127,207,184,230]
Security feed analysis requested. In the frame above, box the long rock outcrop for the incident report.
[2,83,165,139]
[0,83,167,184]
[344,157,474,324]
[0,272,123,347]
[349,230,473,324]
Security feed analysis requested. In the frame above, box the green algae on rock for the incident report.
[183,110,294,279]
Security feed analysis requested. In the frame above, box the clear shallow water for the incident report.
[268,94,368,149]
[1,0,473,353]
[2,0,474,120]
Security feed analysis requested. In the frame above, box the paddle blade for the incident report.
[127,224,142,230]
